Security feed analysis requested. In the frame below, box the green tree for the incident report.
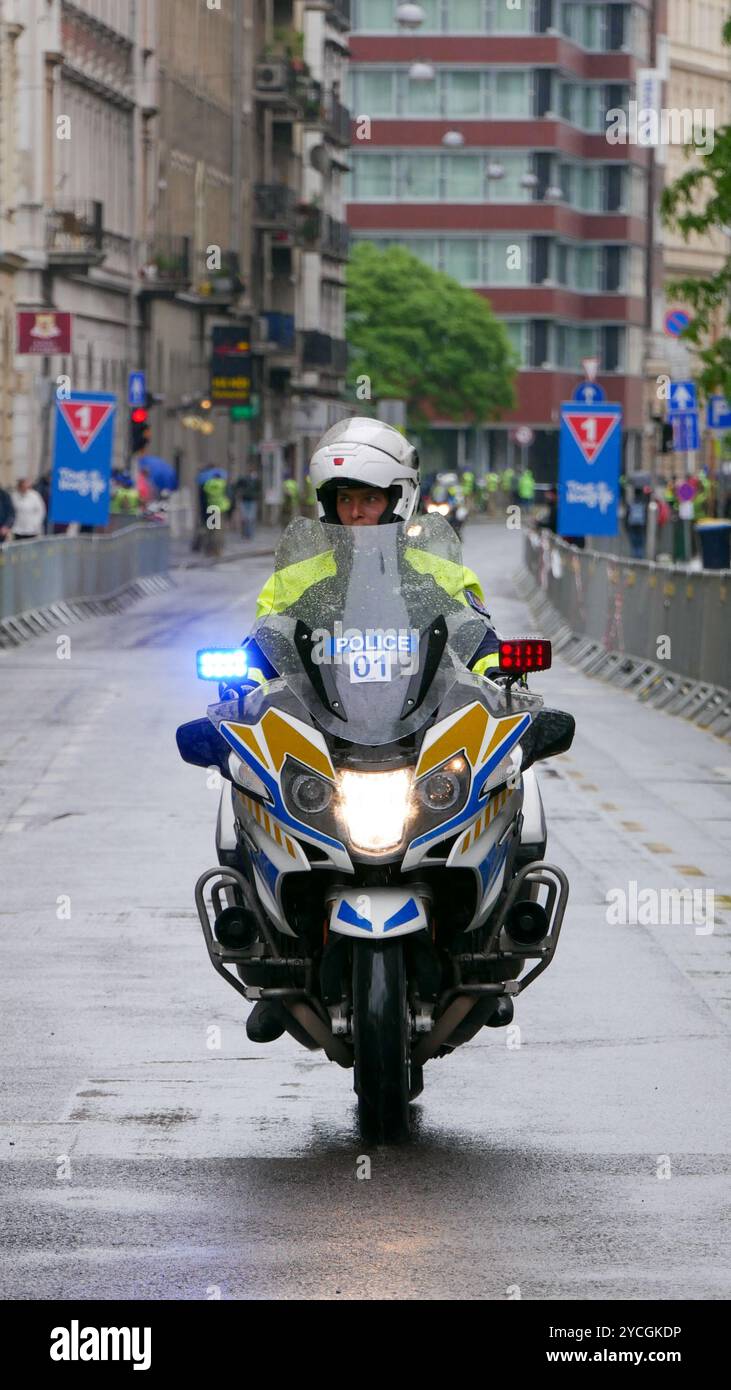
[660,15,731,398]
[346,242,518,424]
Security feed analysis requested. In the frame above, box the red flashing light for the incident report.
[499,640,552,673]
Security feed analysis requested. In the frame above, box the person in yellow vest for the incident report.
[517,467,536,514]
[110,475,140,516]
[501,466,515,506]
[303,472,317,519]
[485,470,499,516]
[244,417,505,1042]
[282,475,300,524]
[202,471,231,556]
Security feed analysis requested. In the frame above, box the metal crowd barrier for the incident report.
[0,524,170,641]
[520,529,731,736]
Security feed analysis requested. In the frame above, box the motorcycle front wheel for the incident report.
[352,941,411,1143]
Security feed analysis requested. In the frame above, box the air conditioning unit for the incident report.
[255,61,289,93]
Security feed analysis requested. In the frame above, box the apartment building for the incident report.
[7,0,351,502]
[346,0,658,478]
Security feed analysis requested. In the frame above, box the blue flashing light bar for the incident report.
[197,648,249,681]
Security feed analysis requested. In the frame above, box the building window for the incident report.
[504,321,529,364]
[485,237,530,284]
[402,153,440,198]
[492,0,533,32]
[495,70,531,116]
[353,154,393,198]
[354,70,396,115]
[444,154,483,200]
[443,238,481,282]
[446,70,483,115]
[447,0,485,30]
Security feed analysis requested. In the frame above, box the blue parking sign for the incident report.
[50,392,116,526]
[707,395,731,430]
[558,402,622,537]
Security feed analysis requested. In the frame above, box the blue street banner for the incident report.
[572,381,607,405]
[706,395,731,430]
[671,410,699,453]
[557,401,622,537]
[128,370,146,408]
[50,391,116,526]
[667,380,697,414]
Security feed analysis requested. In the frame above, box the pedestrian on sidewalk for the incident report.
[623,484,649,560]
[235,471,260,540]
[0,484,15,545]
[11,478,46,540]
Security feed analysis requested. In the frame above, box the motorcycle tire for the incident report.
[352,941,411,1143]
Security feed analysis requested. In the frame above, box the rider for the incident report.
[243,418,505,1044]
[251,417,501,675]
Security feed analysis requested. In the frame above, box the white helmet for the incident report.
[309,416,420,524]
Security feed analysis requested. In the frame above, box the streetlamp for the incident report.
[408,62,435,81]
[395,3,426,26]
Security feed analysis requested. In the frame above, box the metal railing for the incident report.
[141,235,192,288]
[254,183,298,227]
[0,525,170,623]
[46,200,104,261]
[524,529,731,691]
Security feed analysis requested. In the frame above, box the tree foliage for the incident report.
[346,242,518,424]
[660,15,731,398]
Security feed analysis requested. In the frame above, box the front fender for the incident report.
[329,889,429,940]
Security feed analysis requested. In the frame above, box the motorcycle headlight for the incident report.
[338,769,413,853]
[415,756,470,818]
[290,772,333,814]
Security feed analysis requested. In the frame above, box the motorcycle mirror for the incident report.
[176,718,232,779]
[520,708,575,772]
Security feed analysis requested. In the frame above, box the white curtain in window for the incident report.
[404,239,439,267]
[492,153,530,200]
[493,0,531,32]
[447,71,482,115]
[356,71,395,116]
[355,155,393,199]
[444,155,483,199]
[353,0,393,30]
[403,154,439,198]
[448,0,484,31]
[443,239,481,281]
[496,71,528,115]
[404,73,440,115]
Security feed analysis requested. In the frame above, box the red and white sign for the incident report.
[58,400,115,453]
[562,410,620,465]
[17,311,72,355]
[581,356,600,382]
[513,426,534,447]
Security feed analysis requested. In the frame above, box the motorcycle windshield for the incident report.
[252,515,487,746]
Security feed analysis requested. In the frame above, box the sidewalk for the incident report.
[170,526,281,571]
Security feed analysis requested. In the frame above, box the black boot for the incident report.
[246,1000,286,1043]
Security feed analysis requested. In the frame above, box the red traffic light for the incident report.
[499,640,552,673]
[131,407,148,424]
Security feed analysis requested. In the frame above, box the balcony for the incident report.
[302,331,348,374]
[139,236,192,291]
[302,83,351,147]
[298,206,350,261]
[45,200,104,269]
[254,183,298,231]
[192,250,244,303]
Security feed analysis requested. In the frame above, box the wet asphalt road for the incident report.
[1,523,730,1301]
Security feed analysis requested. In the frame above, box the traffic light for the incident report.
[129,405,150,454]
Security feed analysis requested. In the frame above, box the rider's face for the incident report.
[336,486,389,526]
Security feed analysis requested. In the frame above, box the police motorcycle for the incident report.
[426,472,469,538]
[177,514,575,1142]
